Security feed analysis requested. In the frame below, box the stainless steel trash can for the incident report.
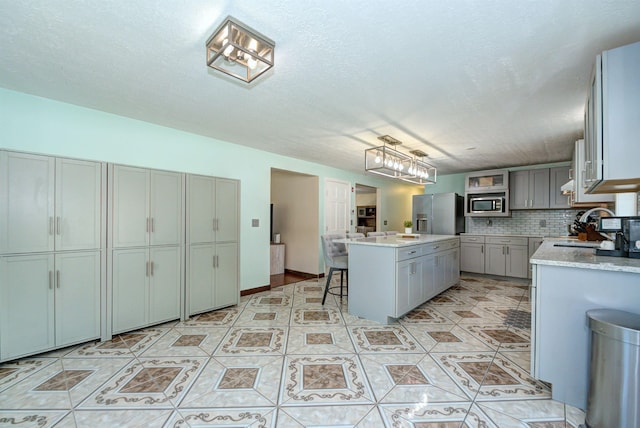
[586,309,640,428]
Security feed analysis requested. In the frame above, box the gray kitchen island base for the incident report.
[347,235,460,325]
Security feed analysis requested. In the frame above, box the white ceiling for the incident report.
[1,1,640,175]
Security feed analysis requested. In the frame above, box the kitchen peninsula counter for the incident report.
[347,234,460,325]
[530,239,640,410]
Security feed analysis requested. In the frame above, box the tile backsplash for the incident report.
[466,209,582,237]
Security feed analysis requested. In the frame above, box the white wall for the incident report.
[0,88,418,291]
[271,169,319,275]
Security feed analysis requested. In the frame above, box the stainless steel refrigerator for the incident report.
[412,193,465,235]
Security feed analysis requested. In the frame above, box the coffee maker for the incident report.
[623,217,640,259]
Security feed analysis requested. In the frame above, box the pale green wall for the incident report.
[0,88,416,290]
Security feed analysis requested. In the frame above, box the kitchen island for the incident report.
[530,239,640,410]
[347,234,460,325]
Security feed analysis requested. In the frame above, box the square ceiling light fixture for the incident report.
[364,136,437,184]
[206,16,275,83]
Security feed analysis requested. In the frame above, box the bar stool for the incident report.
[367,231,386,237]
[320,234,349,305]
[346,232,365,239]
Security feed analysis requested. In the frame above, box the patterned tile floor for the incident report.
[0,274,585,427]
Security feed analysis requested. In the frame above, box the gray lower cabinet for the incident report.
[460,235,485,273]
[0,251,101,362]
[188,242,238,315]
[485,236,528,278]
[111,246,181,334]
[349,238,460,325]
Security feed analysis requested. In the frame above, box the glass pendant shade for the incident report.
[365,145,413,179]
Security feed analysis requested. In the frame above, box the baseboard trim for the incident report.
[240,285,270,296]
[284,269,320,279]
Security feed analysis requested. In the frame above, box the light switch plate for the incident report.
[252,219,259,227]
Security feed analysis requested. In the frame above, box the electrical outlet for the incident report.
[384,220,388,225]
[540,219,546,227]
[252,219,259,227]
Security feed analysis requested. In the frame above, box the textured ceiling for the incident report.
[1,1,640,175]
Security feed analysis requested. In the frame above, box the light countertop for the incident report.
[530,238,640,273]
[341,234,458,248]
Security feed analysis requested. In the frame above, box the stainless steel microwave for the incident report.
[469,196,505,213]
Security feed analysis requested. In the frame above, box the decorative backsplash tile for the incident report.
[466,209,582,237]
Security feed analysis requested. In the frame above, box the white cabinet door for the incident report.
[215,242,239,308]
[150,171,182,246]
[460,243,485,273]
[0,152,54,254]
[55,158,102,251]
[112,166,149,248]
[506,245,528,278]
[188,175,215,244]
[149,246,181,324]
[54,252,100,346]
[215,179,238,243]
[485,244,506,276]
[0,254,55,361]
[188,244,215,315]
[112,248,148,333]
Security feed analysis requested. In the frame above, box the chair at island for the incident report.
[346,232,365,239]
[320,234,349,305]
[385,231,398,235]
[366,231,385,237]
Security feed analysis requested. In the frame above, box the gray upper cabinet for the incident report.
[111,165,183,248]
[509,169,549,210]
[548,166,571,209]
[1,152,103,254]
[583,41,640,193]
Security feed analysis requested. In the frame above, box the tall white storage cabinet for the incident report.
[186,175,239,316]
[0,151,104,362]
[109,165,184,334]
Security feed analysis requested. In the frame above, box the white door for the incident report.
[324,178,350,234]
[54,251,100,346]
[0,151,55,254]
[56,158,102,251]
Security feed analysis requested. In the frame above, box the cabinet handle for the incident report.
[213,218,216,231]
[524,199,528,208]
[481,246,484,254]
[469,238,477,241]
[56,270,60,288]
[146,217,150,233]
[530,199,533,207]
[150,261,154,276]
[146,261,150,276]
[569,168,573,180]
[49,270,53,289]
[151,218,155,233]
[56,217,61,235]
[216,255,219,268]
[506,246,510,255]
[215,218,219,231]
[501,239,510,243]
[502,246,505,255]
[408,250,416,255]
[49,217,54,235]
[433,245,440,249]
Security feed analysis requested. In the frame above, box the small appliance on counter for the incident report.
[595,216,640,258]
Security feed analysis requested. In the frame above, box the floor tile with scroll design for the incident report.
[291,308,343,325]
[399,307,452,325]
[165,408,276,427]
[280,355,374,406]
[404,324,496,353]
[180,355,283,408]
[172,335,206,347]
[33,369,94,391]
[79,357,207,409]
[359,353,468,404]
[349,326,424,354]
[478,399,583,427]
[435,352,550,401]
[276,404,384,427]
[463,324,530,351]
[177,308,241,327]
[138,327,226,358]
[215,327,287,356]
[380,402,497,427]
[286,326,356,355]
[248,294,292,307]
[0,359,57,393]
[0,411,70,428]
[234,306,291,327]
[67,329,167,357]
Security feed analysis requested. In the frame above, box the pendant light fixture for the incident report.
[365,136,437,184]
[206,16,275,83]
